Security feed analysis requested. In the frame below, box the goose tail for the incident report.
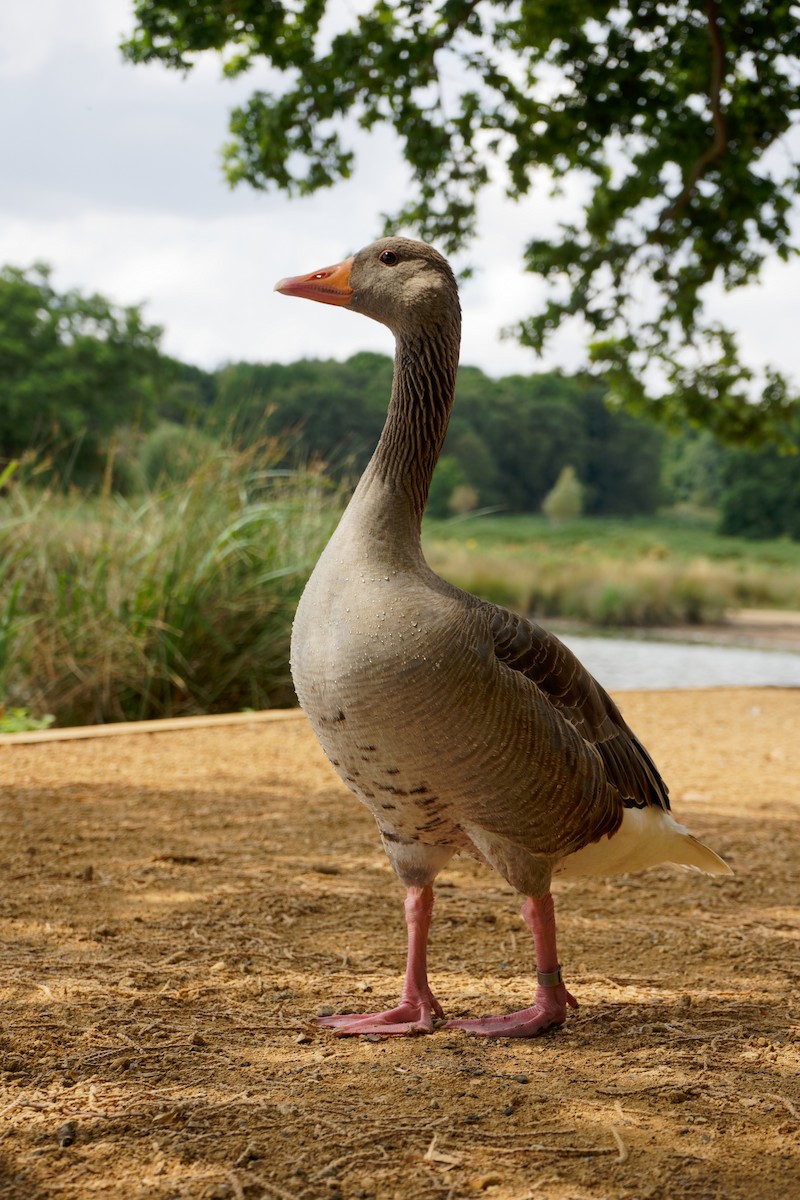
[555,807,733,879]
[673,833,733,876]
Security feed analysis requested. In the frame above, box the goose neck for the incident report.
[370,324,460,525]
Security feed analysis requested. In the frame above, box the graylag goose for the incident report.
[276,237,731,1038]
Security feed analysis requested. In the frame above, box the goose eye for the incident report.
[379,250,399,266]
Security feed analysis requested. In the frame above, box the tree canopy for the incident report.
[718,417,800,539]
[123,1,800,445]
[0,265,165,480]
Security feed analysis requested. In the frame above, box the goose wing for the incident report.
[484,602,670,814]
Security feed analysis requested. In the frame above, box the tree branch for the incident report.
[654,0,729,234]
[429,0,483,55]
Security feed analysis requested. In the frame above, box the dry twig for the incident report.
[610,1124,629,1164]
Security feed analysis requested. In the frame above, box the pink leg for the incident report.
[446,892,578,1038]
[318,885,444,1036]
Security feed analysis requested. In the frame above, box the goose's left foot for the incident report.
[446,982,578,1038]
[447,890,577,1037]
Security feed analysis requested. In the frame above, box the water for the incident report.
[556,631,800,690]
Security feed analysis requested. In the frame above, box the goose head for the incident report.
[275,237,460,337]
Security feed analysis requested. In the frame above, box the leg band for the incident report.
[537,966,563,987]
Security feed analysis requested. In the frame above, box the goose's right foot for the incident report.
[318,994,443,1037]
[318,883,443,1036]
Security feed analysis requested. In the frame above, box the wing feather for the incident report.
[485,603,670,813]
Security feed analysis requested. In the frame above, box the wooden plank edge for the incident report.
[0,708,306,746]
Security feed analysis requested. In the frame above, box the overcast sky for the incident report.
[2,0,799,385]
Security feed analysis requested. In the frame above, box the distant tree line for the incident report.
[2,264,799,538]
[208,355,667,518]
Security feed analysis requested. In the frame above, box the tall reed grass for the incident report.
[424,537,800,627]
[0,443,340,726]
[4,461,798,730]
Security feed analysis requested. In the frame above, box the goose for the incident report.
[276,237,731,1038]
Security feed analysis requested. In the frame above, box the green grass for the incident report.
[423,512,800,626]
[0,445,341,727]
[425,510,800,565]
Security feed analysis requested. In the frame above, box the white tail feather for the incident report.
[671,833,732,875]
[555,806,733,879]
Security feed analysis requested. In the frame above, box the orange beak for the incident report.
[274,256,354,307]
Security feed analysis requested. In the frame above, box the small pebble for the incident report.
[469,1173,503,1191]
[235,1144,261,1167]
[57,1121,77,1148]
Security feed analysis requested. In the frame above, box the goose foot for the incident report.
[318,994,443,1037]
[445,984,578,1038]
[447,890,577,1037]
[318,884,443,1037]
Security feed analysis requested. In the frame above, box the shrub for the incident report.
[0,707,55,734]
[542,465,584,521]
[136,421,220,489]
[448,484,479,516]
[427,456,467,518]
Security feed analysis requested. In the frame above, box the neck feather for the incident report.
[370,319,460,524]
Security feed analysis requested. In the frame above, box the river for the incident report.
[555,630,800,690]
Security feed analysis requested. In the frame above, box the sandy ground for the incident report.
[1,688,799,1200]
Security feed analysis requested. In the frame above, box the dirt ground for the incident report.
[1,688,798,1200]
